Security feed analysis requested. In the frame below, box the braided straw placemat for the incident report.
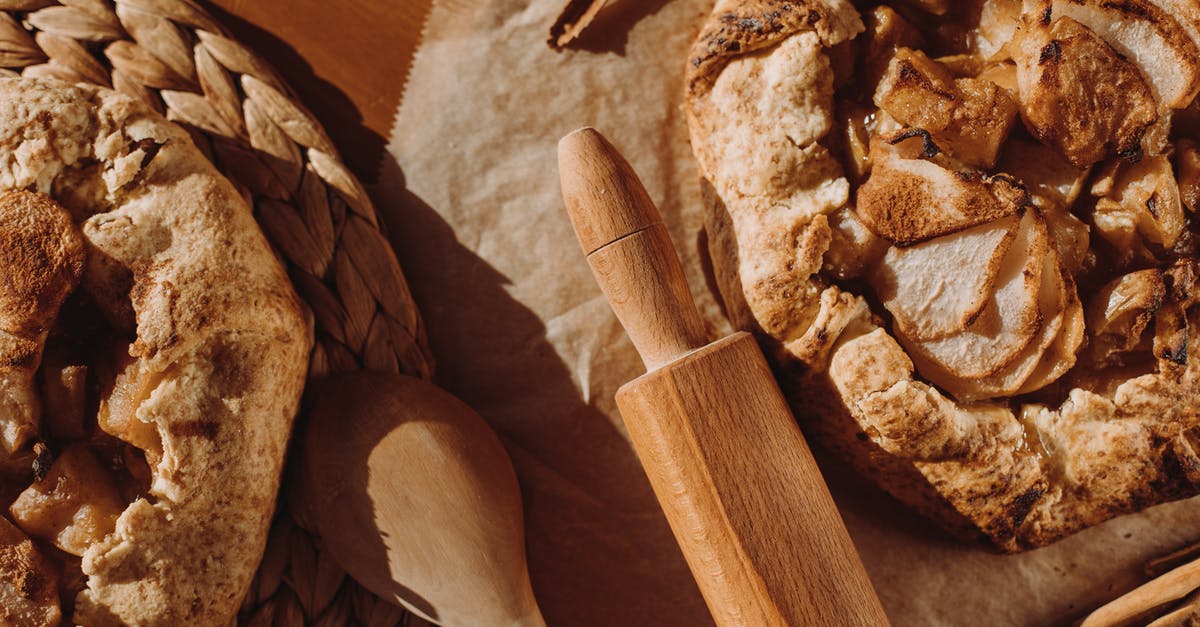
[0,0,434,624]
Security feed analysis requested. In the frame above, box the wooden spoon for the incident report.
[302,372,546,627]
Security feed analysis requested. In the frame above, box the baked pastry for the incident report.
[0,77,311,624]
[686,0,1200,551]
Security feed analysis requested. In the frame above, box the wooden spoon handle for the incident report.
[558,127,708,370]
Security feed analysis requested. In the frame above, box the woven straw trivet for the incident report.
[0,0,435,624]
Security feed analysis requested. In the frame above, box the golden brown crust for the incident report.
[686,0,864,94]
[686,4,864,368]
[0,191,85,459]
[687,0,1200,551]
[0,191,85,340]
[0,77,311,624]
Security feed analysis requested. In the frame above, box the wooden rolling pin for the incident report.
[557,127,890,627]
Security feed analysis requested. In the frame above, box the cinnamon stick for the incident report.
[1145,589,1200,627]
[1147,540,1200,578]
[548,0,610,48]
[1082,557,1200,627]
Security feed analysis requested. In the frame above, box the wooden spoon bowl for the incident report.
[301,372,545,627]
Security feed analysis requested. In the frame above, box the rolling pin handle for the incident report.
[557,127,709,370]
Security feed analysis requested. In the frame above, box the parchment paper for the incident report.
[369,1,1200,624]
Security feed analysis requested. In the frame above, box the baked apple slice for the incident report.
[1047,0,1200,109]
[1015,274,1084,395]
[874,214,1020,341]
[874,48,1020,168]
[37,344,88,444]
[977,61,1018,94]
[873,48,956,133]
[1152,261,1199,370]
[1084,269,1165,367]
[860,6,924,97]
[1012,13,1158,167]
[9,443,125,557]
[899,209,1048,381]
[935,245,1068,400]
[96,347,164,468]
[995,138,1093,273]
[1177,139,1200,212]
[0,515,60,627]
[1145,0,1200,51]
[977,0,1023,60]
[996,136,1090,210]
[1092,154,1185,264]
[825,206,889,280]
[1114,154,1184,247]
[856,137,1026,245]
[1042,206,1091,277]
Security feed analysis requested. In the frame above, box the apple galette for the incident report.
[0,78,311,624]
[686,0,1200,550]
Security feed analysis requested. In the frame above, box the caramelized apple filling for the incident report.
[3,318,159,619]
[10,444,127,558]
[832,1,1200,401]
[0,515,61,627]
[0,190,156,622]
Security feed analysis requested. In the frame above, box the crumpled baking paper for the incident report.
[369,1,1200,624]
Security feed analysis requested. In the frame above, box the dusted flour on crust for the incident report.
[686,0,1200,551]
[0,77,311,623]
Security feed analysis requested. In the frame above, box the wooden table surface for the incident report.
[203,0,433,181]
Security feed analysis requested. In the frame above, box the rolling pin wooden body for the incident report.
[558,127,889,627]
